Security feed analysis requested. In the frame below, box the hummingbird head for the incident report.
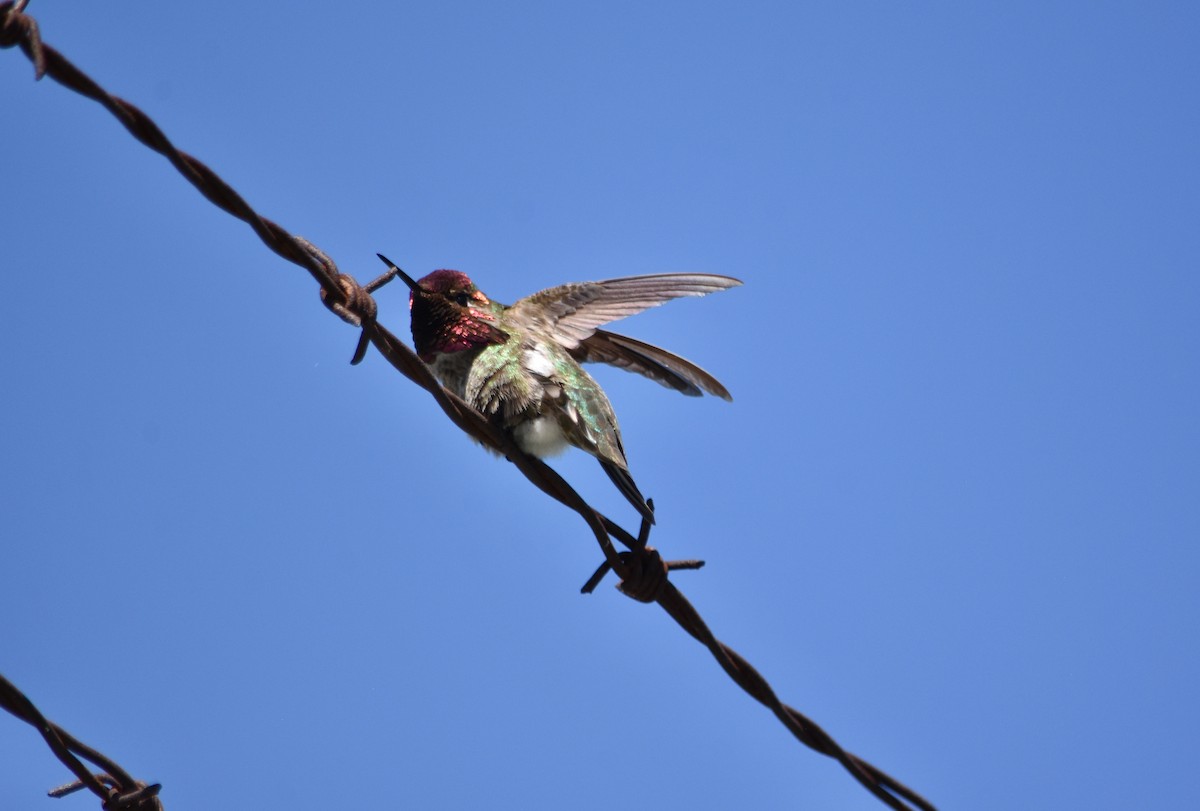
[387,265,509,361]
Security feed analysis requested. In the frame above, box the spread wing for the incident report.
[509,274,742,348]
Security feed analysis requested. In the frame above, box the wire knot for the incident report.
[321,272,377,327]
[581,548,706,598]
[295,236,401,365]
[0,0,26,41]
[581,501,706,597]
[102,781,162,811]
[613,545,669,602]
[1,1,46,79]
[292,235,377,328]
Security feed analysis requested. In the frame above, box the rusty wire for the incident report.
[0,4,936,810]
[0,673,162,811]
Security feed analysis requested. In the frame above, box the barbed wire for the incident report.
[0,672,162,810]
[0,4,936,809]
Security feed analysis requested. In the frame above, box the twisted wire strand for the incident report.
[0,4,935,809]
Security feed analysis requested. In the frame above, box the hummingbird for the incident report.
[377,254,741,524]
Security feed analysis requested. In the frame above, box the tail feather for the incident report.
[600,459,656,525]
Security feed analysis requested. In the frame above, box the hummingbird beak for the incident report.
[376,253,422,293]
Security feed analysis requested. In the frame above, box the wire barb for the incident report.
[2,8,937,811]
[49,775,162,811]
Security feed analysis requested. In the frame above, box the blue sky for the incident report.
[3,3,1198,809]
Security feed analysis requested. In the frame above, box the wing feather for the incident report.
[509,273,742,348]
[571,329,733,400]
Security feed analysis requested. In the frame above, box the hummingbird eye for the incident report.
[453,292,471,306]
